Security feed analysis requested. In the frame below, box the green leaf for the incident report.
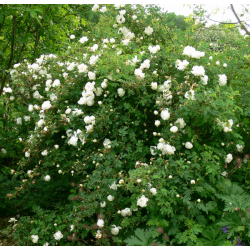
[124,227,156,246]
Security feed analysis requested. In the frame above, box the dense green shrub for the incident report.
[2,4,250,246]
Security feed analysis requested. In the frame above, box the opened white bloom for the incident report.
[44,175,51,181]
[109,182,117,190]
[17,117,22,125]
[144,26,153,35]
[185,142,193,149]
[78,63,88,73]
[134,68,145,79]
[68,135,78,146]
[118,88,125,97]
[100,6,107,12]
[170,126,178,133]
[223,63,227,67]
[185,90,195,100]
[225,153,233,163]
[169,175,172,179]
[97,219,104,228]
[137,179,141,183]
[175,118,186,128]
[221,171,227,176]
[151,82,157,90]
[80,36,88,43]
[201,75,208,85]
[236,144,244,152]
[8,218,17,223]
[107,195,114,201]
[218,74,227,86]
[70,35,75,39]
[150,146,157,155]
[92,4,99,12]
[42,101,51,110]
[52,79,60,87]
[121,208,132,217]
[190,180,195,184]
[41,150,48,156]
[155,120,161,127]
[28,104,34,112]
[43,242,49,246]
[137,195,149,207]
[161,109,170,120]
[197,199,201,202]
[191,66,205,76]
[216,61,220,65]
[111,225,122,235]
[150,188,157,195]
[31,235,39,243]
[103,138,111,149]
[25,151,30,157]
[100,201,106,208]
[54,231,63,241]
[1,148,7,154]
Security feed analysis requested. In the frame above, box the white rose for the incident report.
[137,195,149,207]
[117,88,125,97]
[111,225,122,235]
[218,74,227,86]
[155,120,160,127]
[97,219,104,228]
[150,188,157,195]
[107,195,114,201]
[151,82,157,90]
[185,142,193,149]
[170,126,178,133]
[54,231,63,241]
[44,175,51,181]
[100,201,106,208]
[70,35,75,39]
[161,109,170,120]
[31,235,39,243]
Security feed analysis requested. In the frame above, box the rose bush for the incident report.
[2,4,249,246]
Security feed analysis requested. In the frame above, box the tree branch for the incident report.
[230,4,250,35]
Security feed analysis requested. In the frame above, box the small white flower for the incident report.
[170,126,178,133]
[117,88,125,97]
[54,145,59,149]
[8,218,17,223]
[54,231,63,241]
[185,142,193,149]
[151,82,157,90]
[225,153,233,163]
[150,188,157,195]
[144,26,153,35]
[169,175,172,179]
[31,235,39,244]
[111,225,122,235]
[107,195,114,201]
[221,171,227,176]
[97,219,104,228]
[137,195,149,207]
[176,194,180,198]
[197,199,201,202]
[223,63,227,67]
[155,120,160,127]
[44,175,51,181]
[70,35,75,39]
[80,36,88,43]
[216,61,220,65]
[137,179,141,183]
[100,201,106,208]
[190,180,195,184]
